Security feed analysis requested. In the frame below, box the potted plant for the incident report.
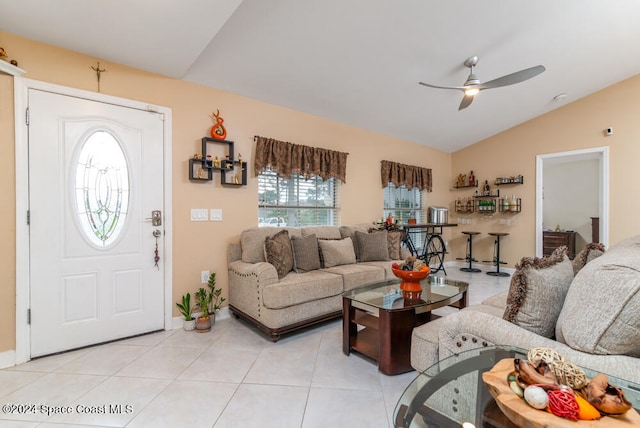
[207,272,226,326]
[176,292,196,331]
[195,287,212,333]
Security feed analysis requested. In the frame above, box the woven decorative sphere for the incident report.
[552,360,589,389]
[528,347,565,368]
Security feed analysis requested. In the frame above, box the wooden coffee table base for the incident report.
[342,294,466,375]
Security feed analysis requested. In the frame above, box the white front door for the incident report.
[28,89,165,357]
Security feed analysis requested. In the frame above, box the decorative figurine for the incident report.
[213,156,220,168]
[210,109,227,140]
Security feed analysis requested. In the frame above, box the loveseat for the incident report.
[411,235,640,385]
[227,224,410,341]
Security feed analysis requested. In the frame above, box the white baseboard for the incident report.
[0,349,16,369]
[171,307,230,330]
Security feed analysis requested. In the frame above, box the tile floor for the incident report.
[0,267,510,428]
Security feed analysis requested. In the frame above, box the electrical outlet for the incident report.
[201,270,210,284]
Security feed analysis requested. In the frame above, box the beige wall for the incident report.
[0,31,452,353]
[450,74,640,266]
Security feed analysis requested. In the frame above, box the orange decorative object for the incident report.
[392,267,430,300]
[210,109,227,140]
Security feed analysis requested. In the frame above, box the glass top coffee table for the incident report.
[393,345,640,427]
[342,275,468,375]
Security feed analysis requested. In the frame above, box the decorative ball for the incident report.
[524,386,549,410]
[528,347,564,368]
[552,361,589,389]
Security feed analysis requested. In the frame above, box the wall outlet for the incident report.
[201,270,210,284]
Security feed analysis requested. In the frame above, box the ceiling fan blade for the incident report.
[458,93,474,110]
[418,81,465,91]
[478,65,545,90]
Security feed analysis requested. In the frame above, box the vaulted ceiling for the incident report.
[2,0,639,152]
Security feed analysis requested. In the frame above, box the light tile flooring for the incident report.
[0,267,510,428]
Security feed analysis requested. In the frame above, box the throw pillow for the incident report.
[318,238,356,268]
[502,246,574,338]
[264,229,293,279]
[556,238,640,356]
[387,230,403,260]
[572,242,605,275]
[290,234,321,273]
[355,230,390,262]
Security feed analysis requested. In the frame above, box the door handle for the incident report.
[146,210,162,226]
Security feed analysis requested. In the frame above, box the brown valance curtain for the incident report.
[381,160,432,192]
[254,136,349,182]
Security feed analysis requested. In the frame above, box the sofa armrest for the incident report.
[438,310,574,360]
[228,259,278,320]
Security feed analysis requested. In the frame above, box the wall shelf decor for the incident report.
[188,137,245,184]
[495,175,524,185]
[498,197,521,213]
[221,161,247,186]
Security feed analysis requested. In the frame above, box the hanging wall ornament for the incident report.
[210,109,227,140]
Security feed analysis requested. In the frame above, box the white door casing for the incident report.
[14,79,173,362]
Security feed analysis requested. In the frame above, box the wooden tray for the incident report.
[482,358,640,428]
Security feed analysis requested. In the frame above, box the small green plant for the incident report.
[195,287,211,318]
[176,292,193,321]
[207,272,226,314]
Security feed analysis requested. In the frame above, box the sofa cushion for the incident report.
[556,237,640,357]
[264,230,294,279]
[318,238,356,268]
[503,247,574,338]
[241,227,301,263]
[572,242,605,275]
[262,270,344,309]
[290,233,321,273]
[355,230,390,262]
[301,226,342,240]
[323,264,385,291]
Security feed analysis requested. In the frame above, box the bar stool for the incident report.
[484,232,510,277]
[457,231,481,272]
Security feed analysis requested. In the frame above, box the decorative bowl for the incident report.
[392,267,430,300]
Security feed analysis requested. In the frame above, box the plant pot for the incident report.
[195,315,211,333]
[183,318,196,331]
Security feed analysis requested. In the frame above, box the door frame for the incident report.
[14,77,173,364]
[535,146,609,257]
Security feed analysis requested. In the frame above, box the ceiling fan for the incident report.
[419,56,545,110]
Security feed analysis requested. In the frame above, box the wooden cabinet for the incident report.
[543,231,576,259]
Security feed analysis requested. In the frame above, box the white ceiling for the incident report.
[2,0,640,152]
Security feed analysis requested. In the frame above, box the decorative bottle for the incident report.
[469,171,475,186]
[483,180,490,196]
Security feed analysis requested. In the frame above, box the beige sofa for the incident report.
[411,235,640,385]
[227,224,409,341]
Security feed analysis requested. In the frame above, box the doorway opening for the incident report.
[535,147,609,257]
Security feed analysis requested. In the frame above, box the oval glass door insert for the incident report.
[74,130,130,247]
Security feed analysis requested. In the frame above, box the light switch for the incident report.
[190,208,208,221]
[210,209,222,221]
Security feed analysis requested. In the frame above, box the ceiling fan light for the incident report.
[465,87,479,96]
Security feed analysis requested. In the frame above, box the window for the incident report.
[383,183,426,248]
[383,183,426,223]
[74,130,130,247]
[258,169,340,227]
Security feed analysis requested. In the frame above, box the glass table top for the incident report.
[342,275,468,312]
[393,345,640,427]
